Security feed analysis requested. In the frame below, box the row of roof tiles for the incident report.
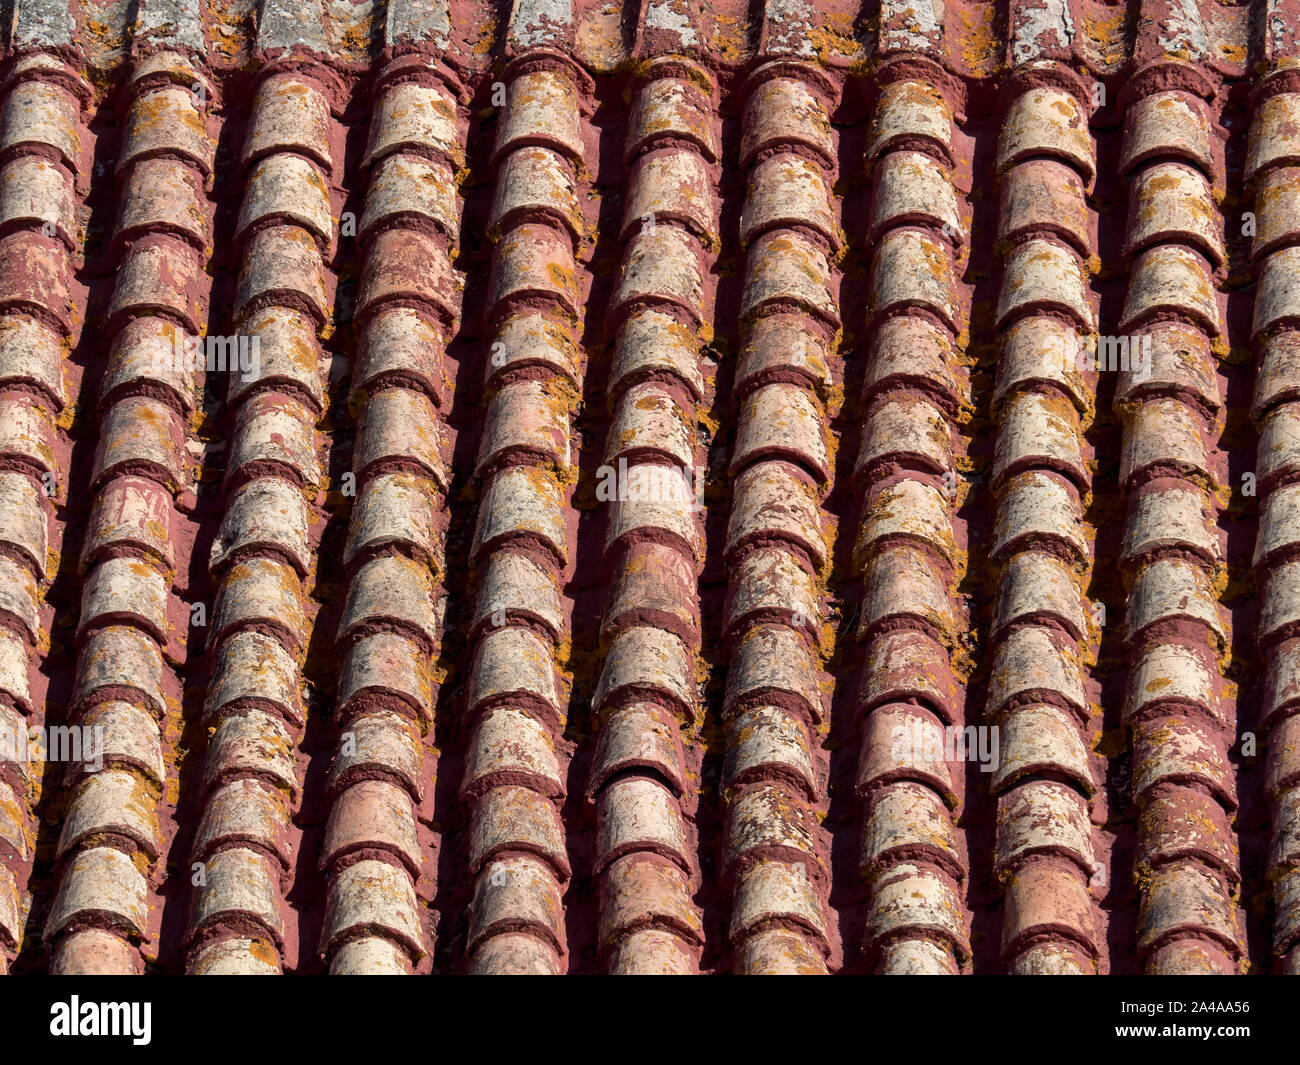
[17,0,1300,82]
[0,0,1293,973]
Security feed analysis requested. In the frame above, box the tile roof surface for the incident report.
[0,0,1293,975]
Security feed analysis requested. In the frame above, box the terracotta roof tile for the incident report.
[0,0,1293,978]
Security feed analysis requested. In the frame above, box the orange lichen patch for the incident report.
[691,650,712,690]
[82,18,129,68]
[1218,41,1247,66]
[206,0,254,65]
[246,938,279,967]
[956,4,1000,78]
[576,4,627,73]
[712,14,748,67]
[332,7,379,66]
[472,17,498,55]
[1080,8,1128,70]
[811,12,861,65]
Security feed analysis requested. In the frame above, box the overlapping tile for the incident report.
[45,42,210,973]
[581,1,717,976]
[986,39,1103,976]
[319,3,460,975]
[0,12,91,974]
[716,29,841,974]
[854,42,971,975]
[1118,38,1241,975]
[1250,50,1300,979]
[183,0,337,975]
[457,0,590,974]
[0,0,1291,976]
